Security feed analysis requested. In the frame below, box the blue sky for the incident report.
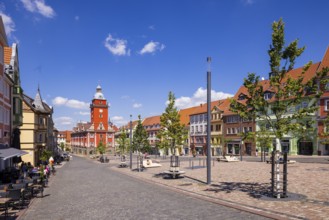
[1,0,329,131]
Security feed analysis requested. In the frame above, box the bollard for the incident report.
[192,160,194,170]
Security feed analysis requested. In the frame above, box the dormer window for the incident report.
[238,94,246,100]
[264,92,273,100]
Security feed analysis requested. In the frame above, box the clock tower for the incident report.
[90,85,109,146]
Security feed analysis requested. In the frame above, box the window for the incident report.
[249,127,252,132]
[227,128,231,134]
[204,125,207,133]
[200,115,203,122]
[227,115,239,123]
[232,128,235,134]
[238,94,246,100]
[200,125,203,133]
[191,126,194,133]
[100,114,103,118]
[264,92,273,100]
[210,125,213,132]
[216,124,221,131]
[39,134,43,142]
[325,100,329,111]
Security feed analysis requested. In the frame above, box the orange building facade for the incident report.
[71,85,116,155]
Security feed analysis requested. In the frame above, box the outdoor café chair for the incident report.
[7,188,23,209]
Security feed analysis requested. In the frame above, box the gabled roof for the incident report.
[318,47,329,98]
[142,115,160,126]
[218,98,235,116]
[318,47,329,73]
[4,47,12,64]
[283,62,320,84]
[178,100,223,125]
[72,122,92,132]
[112,125,119,132]
[119,120,139,131]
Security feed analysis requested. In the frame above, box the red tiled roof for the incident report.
[318,47,329,98]
[142,115,160,126]
[4,47,12,64]
[218,98,235,116]
[178,100,223,125]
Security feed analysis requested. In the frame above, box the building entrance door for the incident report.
[298,141,313,155]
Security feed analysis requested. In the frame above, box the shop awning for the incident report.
[0,147,28,160]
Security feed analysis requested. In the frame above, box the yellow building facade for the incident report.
[20,90,53,166]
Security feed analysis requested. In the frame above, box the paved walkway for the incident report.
[19,156,269,220]
[108,155,329,220]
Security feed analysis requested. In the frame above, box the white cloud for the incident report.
[52,97,68,105]
[66,99,89,109]
[174,87,233,109]
[76,111,90,116]
[0,12,15,36]
[133,103,142,108]
[74,16,79,21]
[52,96,89,109]
[21,0,55,18]
[54,116,74,126]
[139,41,165,55]
[104,34,130,56]
[149,25,155,30]
[111,116,127,126]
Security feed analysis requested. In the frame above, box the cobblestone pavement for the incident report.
[19,156,269,220]
[108,155,329,220]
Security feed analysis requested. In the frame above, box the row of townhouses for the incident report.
[0,16,58,171]
[115,47,329,157]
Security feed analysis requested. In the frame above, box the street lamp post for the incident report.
[206,57,212,185]
[129,115,132,169]
[240,117,243,161]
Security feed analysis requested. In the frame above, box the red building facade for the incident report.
[71,85,115,155]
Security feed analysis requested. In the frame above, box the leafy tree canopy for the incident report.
[230,18,329,150]
[157,91,188,154]
[132,115,150,153]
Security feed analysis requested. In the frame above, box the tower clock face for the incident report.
[99,109,103,113]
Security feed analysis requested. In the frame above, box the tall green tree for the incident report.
[97,141,106,155]
[230,18,329,152]
[132,115,151,153]
[157,92,188,155]
[117,127,129,155]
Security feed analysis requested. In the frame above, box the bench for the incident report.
[142,159,162,168]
